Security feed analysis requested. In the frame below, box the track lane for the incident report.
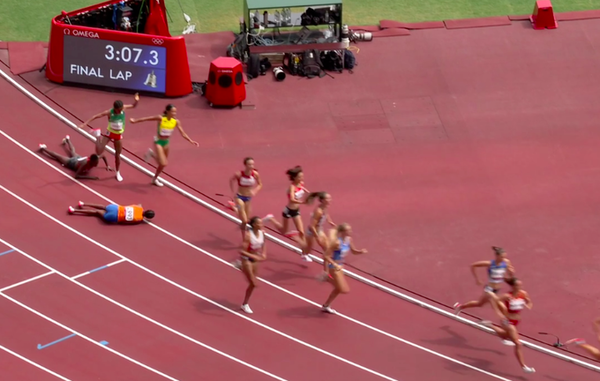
[0,296,169,381]
[0,347,68,381]
[2,135,596,380]
[0,74,597,380]
[3,274,287,381]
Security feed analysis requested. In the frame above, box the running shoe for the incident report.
[78,201,84,208]
[39,144,47,149]
[144,148,153,164]
[522,366,535,373]
[231,259,242,270]
[321,305,336,314]
[67,206,75,214]
[453,302,462,316]
[565,338,586,346]
[241,304,253,314]
[285,230,300,238]
[227,201,237,211]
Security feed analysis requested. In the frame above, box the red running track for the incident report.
[0,79,597,380]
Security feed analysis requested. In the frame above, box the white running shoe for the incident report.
[453,302,462,316]
[502,340,515,346]
[62,135,70,145]
[316,272,329,282]
[152,178,163,187]
[39,144,47,149]
[262,214,274,222]
[301,254,313,262]
[565,338,586,346]
[116,171,123,182]
[321,305,336,314]
[144,148,154,164]
[241,304,253,314]
[78,201,84,208]
[67,206,75,214]
[522,366,535,373]
[479,320,493,327]
[231,259,242,270]
[92,129,101,137]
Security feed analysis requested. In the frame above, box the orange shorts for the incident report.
[103,131,123,141]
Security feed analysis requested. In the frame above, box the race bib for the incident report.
[110,121,124,130]
[125,207,134,221]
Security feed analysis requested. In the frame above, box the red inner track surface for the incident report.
[2,16,600,381]
[0,73,597,380]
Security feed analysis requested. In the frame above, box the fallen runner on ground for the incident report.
[68,201,155,224]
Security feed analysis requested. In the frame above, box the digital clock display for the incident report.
[62,35,167,93]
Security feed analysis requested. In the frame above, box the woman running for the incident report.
[38,135,110,180]
[453,246,515,315]
[130,104,199,187]
[302,192,336,268]
[263,166,309,258]
[232,217,267,314]
[564,318,600,361]
[321,223,367,314]
[79,93,139,182]
[67,201,155,224]
[480,277,535,373]
[228,157,263,239]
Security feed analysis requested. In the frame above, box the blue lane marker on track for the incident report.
[37,333,77,350]
[0,249,15,256]
[88,265,108,274]
[99,340,109,346]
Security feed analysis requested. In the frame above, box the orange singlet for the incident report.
[117,205,144,223]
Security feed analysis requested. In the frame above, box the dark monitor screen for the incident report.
[63,34,167,93]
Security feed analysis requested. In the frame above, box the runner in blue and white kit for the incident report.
[320,223,368,314]
[453,246,515,344]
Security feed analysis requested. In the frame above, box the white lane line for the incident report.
[71,259,127,280]
[0,241,288,381]
[0,80,596,375]
[0,342,72,380]
[0,193,395,381]
[1,185,509,381]
[0,271,55,292]
[0,292,178,380]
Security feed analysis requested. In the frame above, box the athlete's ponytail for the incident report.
[492,246,505,255]
[305,192,327,205]
[286,166,303,181]
[249,216,261,228]
[163,104,175,115]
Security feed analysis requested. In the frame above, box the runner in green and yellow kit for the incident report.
[129,104,199,187]
[79,93,139,182]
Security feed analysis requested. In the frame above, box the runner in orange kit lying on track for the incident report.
[67,201,155,224]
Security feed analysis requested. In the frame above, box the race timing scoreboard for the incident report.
[45,2,192,97]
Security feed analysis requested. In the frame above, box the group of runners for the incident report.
[35,95,600,373]
[38,93,198,187]
[451,247,600,373]
[228,159,368,315]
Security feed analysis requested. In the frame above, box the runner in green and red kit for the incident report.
[79,93,139,182]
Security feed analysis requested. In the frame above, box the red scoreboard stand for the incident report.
[46,0,192,97]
